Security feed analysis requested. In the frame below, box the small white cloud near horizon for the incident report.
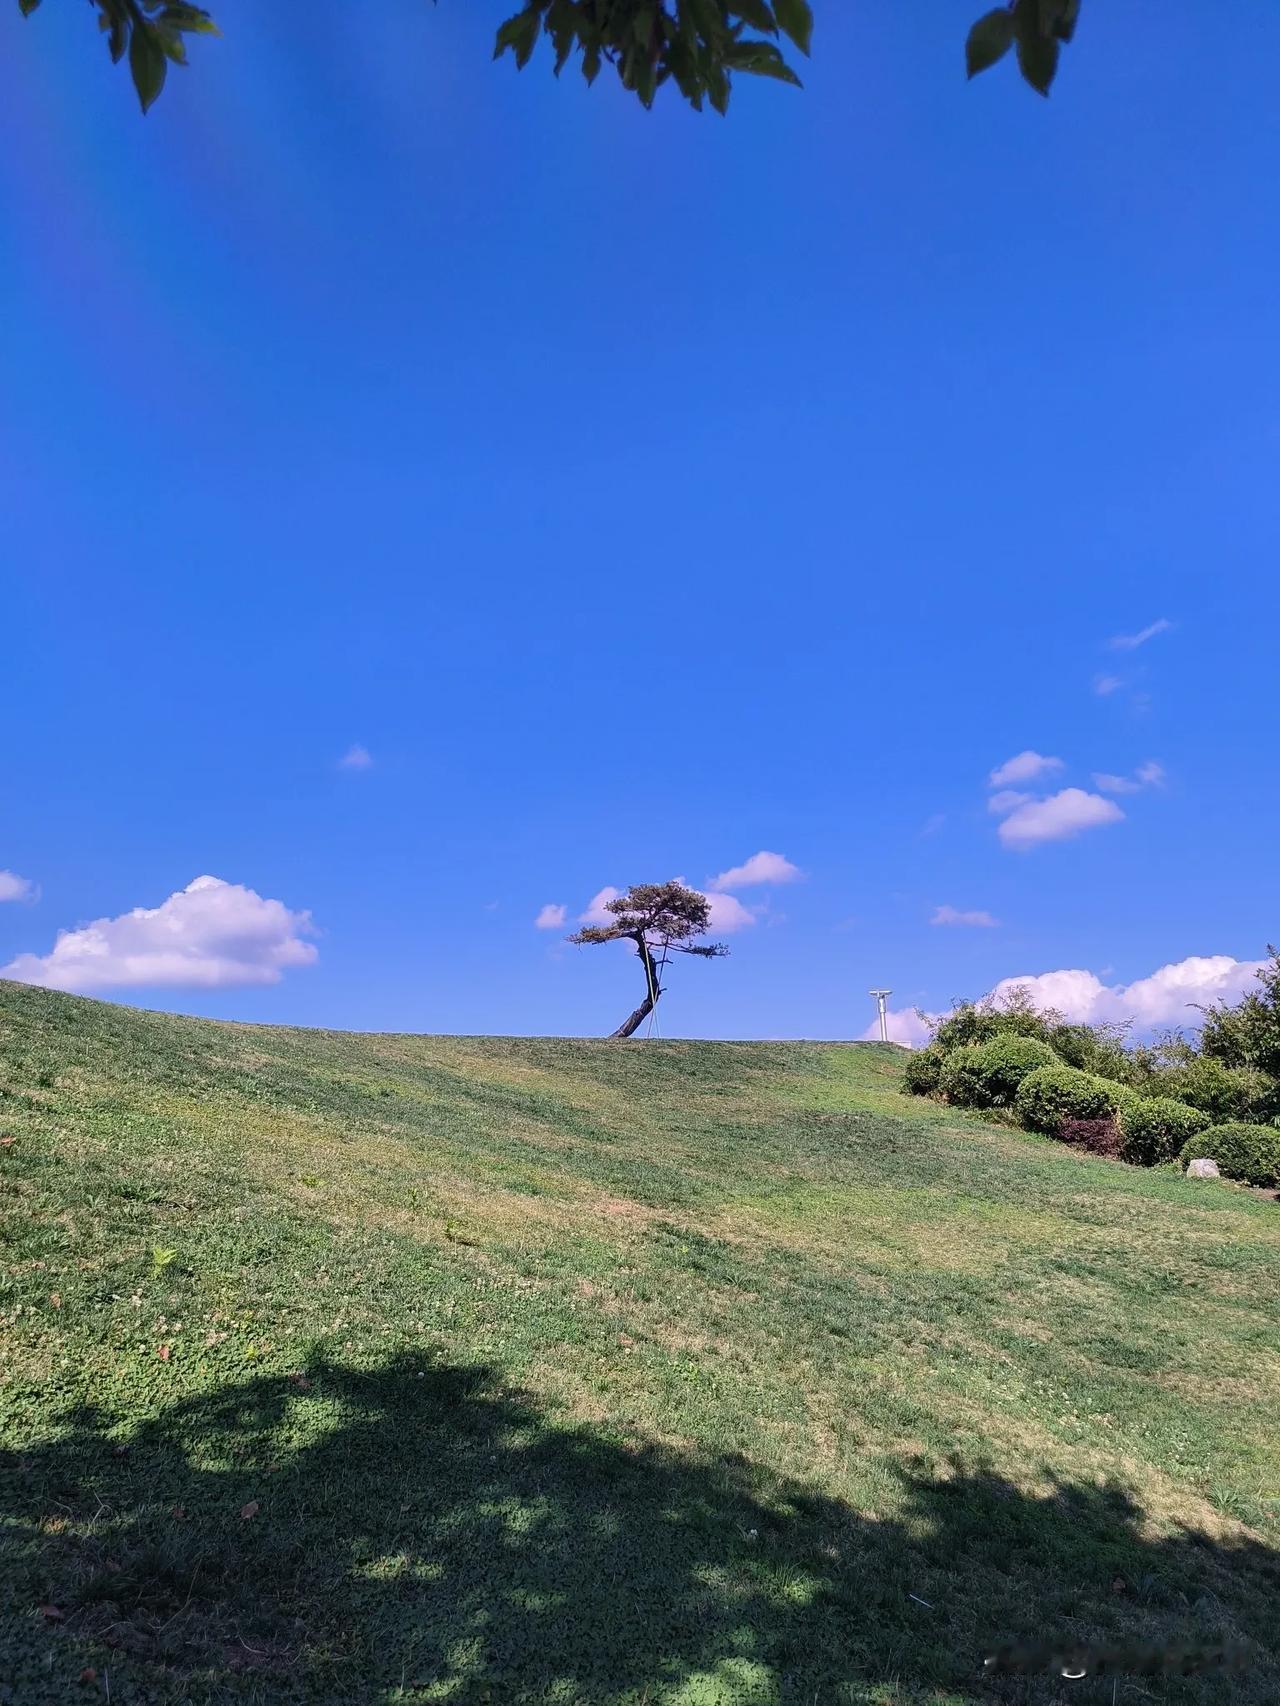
[338,744,374,771]
[988,790,1033,817]
[872,953,1264,1049]
[988,750,1063,789]
[1,876,318,994]
[998,788,1124,851]
[861,1007,936,1048]
[1093,674,1124,697]
[1109,617,1172,652]
[534,903,567,931]
[708,851,803,891]
[931,905,999,928]
[0,870,37,904]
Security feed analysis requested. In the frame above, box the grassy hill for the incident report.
[1,981,1277,1705]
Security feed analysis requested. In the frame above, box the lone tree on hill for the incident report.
[569,881,727,1040]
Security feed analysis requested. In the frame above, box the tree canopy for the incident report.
[16,0,1082,117]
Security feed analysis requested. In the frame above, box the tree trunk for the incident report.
[609,934,662,1039]
[610,993,657,1039]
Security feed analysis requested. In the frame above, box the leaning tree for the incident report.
[569,880,726,1040]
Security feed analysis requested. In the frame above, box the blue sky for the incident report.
[1,2,1276,1040]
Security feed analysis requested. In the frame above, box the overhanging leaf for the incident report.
[773,0,812,56]
[965,8,1015,79]
[128,22,167,113]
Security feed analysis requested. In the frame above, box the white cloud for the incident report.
[1093,674,1124,697]
[872,953,1264,1050]
[920,814,946,838]
[860,1008,936,1048]
[1093,760,1166,795]
[579,886,622,926]
[708,851,803,891]
[997,788,1124,851]
[990,955,1264,1030]
[931,905,999,928]
[704,891,755,933]
[988,751,1063,789]
[1109,618,1172,652]
[988,790,1033,816]
[1,876,318,994]
[0,870,37,903]
[338,744,373,771]
[578,882,755,935]
[534,903,567,931]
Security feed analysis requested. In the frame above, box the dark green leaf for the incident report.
[18,0,42,17]
[724,39,801,86]
[773,0,812,55]
[731,0,777,35]
[128,21,167,111]
[965,8,1015,79]
[1015,27,1058,94]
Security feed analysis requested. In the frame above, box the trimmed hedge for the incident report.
[1015,1065,1124,1134]
[1180,1122,1280,1187]
[1120,1097,1212,1167]
[903,1045,946,1096]
[939,1036,1057,1108]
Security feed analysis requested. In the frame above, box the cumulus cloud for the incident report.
[338,744,373,771]
[988,751,1063,789]
[1093,760,1166,795]
[860,1008,936,1048]
[708,851,803,891]
[1,876,318,994]
[997,788,1124,850]
[1109,618,1172,652]
[0,870,37,903]
[578,887,622,926]
[534,903,567,931]
[931,905,999,928]
[872,954,1264,1050]
[988,790,1033,816]
[989,955,1264,1030]
[1093,674,1124,697]
[704,891,755,933]
[577,882,755,935]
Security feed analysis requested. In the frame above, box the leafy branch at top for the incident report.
[14,0,1085,115]
[17,0,218,113]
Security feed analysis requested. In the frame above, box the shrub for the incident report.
[1059,1116,1123,1158]
[1151,1057,1272,1125]
[1180,1122,1280,1188]
[903,1045,945,1097]
[1046,1022,1137,1086]
[939,1036,1057,1108]
[1120,1097,1212,1167]
[1015,1065,1124,1134]
[932,1005,1003,1052]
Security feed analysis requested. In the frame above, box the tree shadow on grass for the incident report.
[3,1354,1277,1704]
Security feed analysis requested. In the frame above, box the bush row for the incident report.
[903,1010,1280,1187]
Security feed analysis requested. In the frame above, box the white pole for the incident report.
[869,988,893,1044]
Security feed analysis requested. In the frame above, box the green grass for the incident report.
[1,981,1277,1705]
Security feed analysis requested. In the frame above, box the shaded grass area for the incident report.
[1,980,1278,1703]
